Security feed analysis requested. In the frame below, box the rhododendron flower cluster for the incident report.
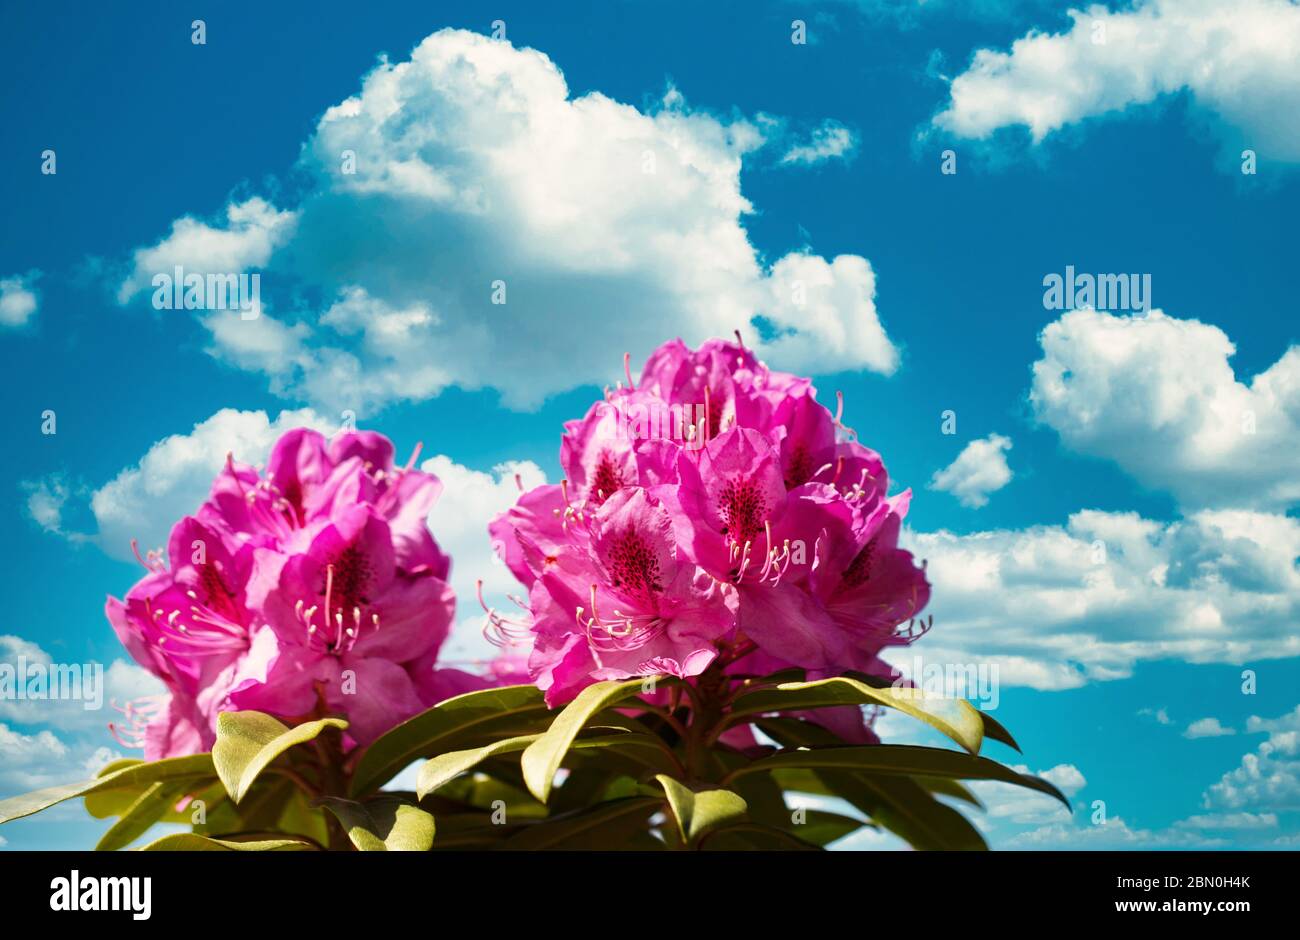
[107,429,474,758]
[488,337,932,726]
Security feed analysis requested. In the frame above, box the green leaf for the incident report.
[820,772,988,850]
[784,809,865,847]
[431,773,548,819]
[521,679,650,803]
[728,744,1070,808]
[498,796,661,851]
[655,775,748,845]
[212,711,347,804]
[139,834,313,851]
[319,796,436,851]
[730,676,985,754]
[915,775,983,808]
[979,711,1021,752]
[770,768,835,797]
[418,729,677,799]
[350,685,548,798]
[0,754,215,825]
[95,781,189,851]
[698,823,821,851]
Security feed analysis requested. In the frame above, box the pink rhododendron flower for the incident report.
[488,335,932,706]
[106,428,461,756]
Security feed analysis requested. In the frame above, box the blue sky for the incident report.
[2,0,1299,850]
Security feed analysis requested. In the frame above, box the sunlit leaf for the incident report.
[138,833,313,851]
[520,680,651,803]
[319,796,435,851]
[655,775,748,844]
[728,744,1070,809]
[730,676,985,754]
[212,711,347,804]
[350,685,549,798]
[498,797,661,850]
[0,755,215,825]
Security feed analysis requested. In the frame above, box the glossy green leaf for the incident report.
[728,744,1070,808]
[498,797,661,850]
[979,711,1021,752]
[655,775,747,844]
[916,775,983,808]
[139,833,313,851]
[319,796,435,851]
[350,685,548,798]
[820,771,987,850]
[521,679,650,803]
[770,768,835,797]
[784,809,865,847]
[95,781,189,851]
[698,823,821,851]
[730,676,985,754]
[212,711,347,804]
[0,754,215,825]
[417,729,673,799]
[431,773,549,819]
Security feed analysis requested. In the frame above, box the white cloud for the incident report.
[116,198,296,304]
[114,29,899,413]
[1204,713,1300,812]
[932,0,1300,163]
[21,476,81,539]
[967,762,1083,830]
[1138,706,1172,725]
[1185,717,1236,739]
[89,407,330,560]
[1030,308,1300,511]
[421,455,547,665]
[0,636,163,732]
[1006,815,1223,849]
[900,508,1300,690]
[1246,705,1300,735]
[1176,811,1277,830]
[200,308,310,381]
[779,121,858,166]
[929,433,1013,508]
[0,271,39,328]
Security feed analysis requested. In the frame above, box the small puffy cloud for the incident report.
[90,407,330,560]
[1185,717,1236,739]
[1138,707,1172,725]
[1006,815,1222,849]
[200,309,310,381]
[20,476,82,539]
[1203,709,1300,812]
[929,433,1013,508]
[116,198,296,304]
[901,508,1300,690]
[932,0,1300,164]
[1031,308,1300,510]
[1246,705,1300,735]
[0,271,40,328]
[113,29,900,413]
[1177,812,1277,830]
[779,120,858,166]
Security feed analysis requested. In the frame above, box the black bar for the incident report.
[0,850,1287,923]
